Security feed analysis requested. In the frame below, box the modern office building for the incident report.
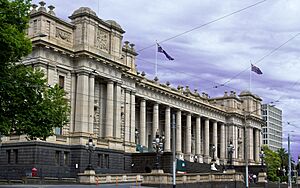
[261,104,283,151]
[0,1,265,179]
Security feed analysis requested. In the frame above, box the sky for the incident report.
[32,0,300,160]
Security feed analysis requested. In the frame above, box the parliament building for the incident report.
[0,2,264,179]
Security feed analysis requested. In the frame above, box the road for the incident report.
[0,183,155,188]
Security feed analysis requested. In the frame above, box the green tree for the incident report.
[263,145,281,182]
[0,0,70,140]
[0,0,32,68]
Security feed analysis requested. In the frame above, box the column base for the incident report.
[203,155,211,164]
[78,170,96,184]
[176,153,184,160]
[184,154,194,162]
[195,155,203,163]
[257,172,267,183]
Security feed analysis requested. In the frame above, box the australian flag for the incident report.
[251,64,263,74]
[157,43,174,60]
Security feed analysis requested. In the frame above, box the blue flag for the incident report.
[157,43,174,60]
[251,64,263,74]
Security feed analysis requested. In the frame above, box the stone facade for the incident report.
[0,2,264,178]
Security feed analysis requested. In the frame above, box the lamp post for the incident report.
[259,148,265,172]
[227,140,235,169]
[211,144,216,162]
[152,132,165,170]
[85,137,96,170]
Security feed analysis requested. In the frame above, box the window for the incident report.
[7,150,11,164]
[55,151,60,166]
[104,154,109,168]
[13,149,18,164]
[63,152,69,166]
[59,75,65,89]
[98,154,102,167]
[55,127,62,135]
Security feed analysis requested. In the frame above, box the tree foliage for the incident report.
[0,0,70,140]
[263,145,281,182]
[0,0,32,68]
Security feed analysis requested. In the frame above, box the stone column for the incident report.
[248,127,254,161]
[105,81,114,138]
[255,128,260,163]
[124,89,131,142]
[164,106,171,152]
[130,92,136,143]
[204,118,210,162]
[152,103,159,140]
[195,116,201,156]
[70,73,76,133]
[139,99,146,147]
[213,121,218,160]
[176,110,182,154]
[114,83,122,139]
[88,75,95,134]
[186,113,192,154]
[75,72,89,133]
[220,123,225,161]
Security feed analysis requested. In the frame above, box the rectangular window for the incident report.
[55,151,60,166]
[55,127,62,135]
[104,154,109,168]
[63,152,69,166]
[7,150,11,164]
[13,149,18,164]
[98,154,102,167]
[59,75,65,89]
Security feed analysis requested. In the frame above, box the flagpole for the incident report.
[155,41,158,77]
[249,61,252,92]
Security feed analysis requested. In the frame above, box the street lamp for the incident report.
[85,137,96,170]
[259,148,265,172]
[152,132,165,170]
[211,144,216,162]
[227,140,235,169]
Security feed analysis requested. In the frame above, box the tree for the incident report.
[263,145,281,182]
[0,0,70,140]
[0,0,32,69]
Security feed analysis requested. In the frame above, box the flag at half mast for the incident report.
[157,43,174,60]
[251,64,263,74]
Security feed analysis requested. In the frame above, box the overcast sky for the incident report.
[33,0,300,160]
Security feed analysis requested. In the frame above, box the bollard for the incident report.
[116,176,118,187]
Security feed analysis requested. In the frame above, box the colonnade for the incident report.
[72,72,261,164]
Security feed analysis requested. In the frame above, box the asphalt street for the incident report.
[0,183,155,188]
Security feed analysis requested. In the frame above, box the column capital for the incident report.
[107,80,114,84]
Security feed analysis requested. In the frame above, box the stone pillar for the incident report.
[130,92,136,143]
[75,72,89,133]
[204,118,210,162]
[255,128,260,163]
[88,75,95,133]
[248,127,254,161]
[195,116,201,157]
[124,89,131,142]
[164,106,171,152]
[114,83,122,139]
[220,124,226,161]
[70,73,76,133]
[213,121,218,160]
[105,81,114,138]
[152,103,159,140]
[176,110,182,154]
[185,113,192,160]
[140,99,146,147]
